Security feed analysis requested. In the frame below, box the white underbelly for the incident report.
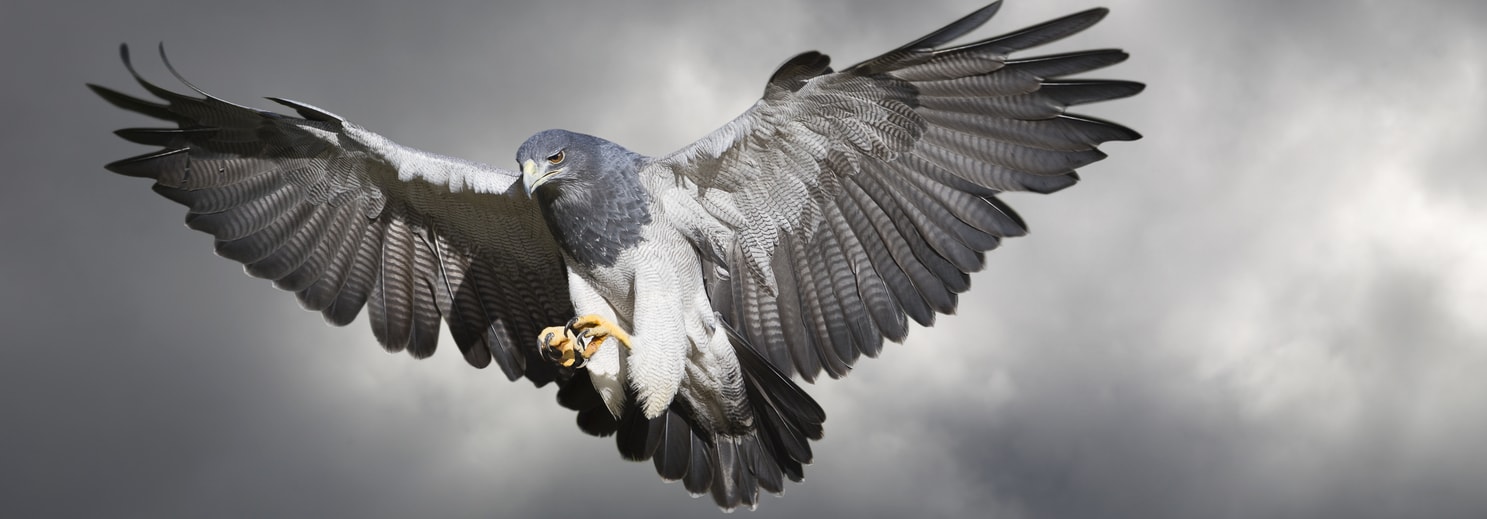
[570,226,734,419]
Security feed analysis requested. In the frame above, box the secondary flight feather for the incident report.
[91,2,1142,510]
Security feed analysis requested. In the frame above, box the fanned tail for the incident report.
[553,324,825,511]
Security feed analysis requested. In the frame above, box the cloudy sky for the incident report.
[3,0,1485,517]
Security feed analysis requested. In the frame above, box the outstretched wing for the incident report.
[647,3,1143,381]
[91,45,574,385]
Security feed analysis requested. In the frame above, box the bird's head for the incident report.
[517,129,608,197]
[513,129,653,267]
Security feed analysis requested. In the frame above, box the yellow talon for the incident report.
[537,314,633,368]
[568,314,634,351]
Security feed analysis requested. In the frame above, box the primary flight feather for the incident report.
[91,2,1142,510]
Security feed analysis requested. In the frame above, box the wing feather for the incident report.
[829,190,910,342]
[646,5,1141,380]
[863,165,969,293]
[840,175,938,326]
[93,45,572,384]
[325,217,386,327]
[406,225,444,359]
[263,204,346,290]
[807,227,860,370]
[370,217,417,353]
[772,239,823,379]
[545,5,1140,506]
[295,206,370,312]
[821,218,885,356]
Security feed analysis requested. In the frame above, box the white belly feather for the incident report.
[566,221,744,423]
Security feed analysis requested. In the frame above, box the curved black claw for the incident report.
[539,329,564,364]
[564,315,587,338]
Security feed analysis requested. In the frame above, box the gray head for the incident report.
[517,129,632,197]
[514,129,652,268]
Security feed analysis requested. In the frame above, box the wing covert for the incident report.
[92,44,573,385]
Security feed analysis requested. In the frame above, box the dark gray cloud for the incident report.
[2,0,1484,518]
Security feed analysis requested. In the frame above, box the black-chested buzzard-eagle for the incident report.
[91,2,1142,510]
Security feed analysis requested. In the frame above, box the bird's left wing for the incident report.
[646,3,1143,381]
[91,45,573,385]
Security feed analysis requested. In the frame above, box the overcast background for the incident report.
[3,0,1484,517]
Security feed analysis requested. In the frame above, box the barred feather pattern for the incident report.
[651,2,1143,383]
[91,44,573,385]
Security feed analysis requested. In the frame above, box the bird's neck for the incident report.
[536,163,652,269]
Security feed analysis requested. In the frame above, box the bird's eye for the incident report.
[547,151,564,164]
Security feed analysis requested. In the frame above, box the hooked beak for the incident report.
[522,159,560,196]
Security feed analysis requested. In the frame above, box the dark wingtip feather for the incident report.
[117,42,217,111]
[119,43,161,96]
[983,195,1029,235]
[1007,49,1130,78]
[1040,80,1146,108]
[1064,114,1143,141]
[87,83,176,122]
[114,127,216,146]
[965,6,1110,55]
[904,1,1003,51]
[1020,172,1081,195]
[118,43,134,75]
[114,128,169,146]
[104,148,187,178]
[849,1,1003,73]
[266,97,347,123]
[157,42,210,98]
[158,43,264,114]
[149,183,196,208]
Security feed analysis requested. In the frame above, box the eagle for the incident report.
[91,2,1141,510]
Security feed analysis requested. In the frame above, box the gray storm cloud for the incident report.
[2,1,1483,518]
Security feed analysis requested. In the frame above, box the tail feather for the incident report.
[708,322,826,508]
[727,323,826,433]
[552,324,826,511]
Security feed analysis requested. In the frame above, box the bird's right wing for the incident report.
[91,45,574,385]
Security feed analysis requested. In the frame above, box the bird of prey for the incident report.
[91,1,1141,510]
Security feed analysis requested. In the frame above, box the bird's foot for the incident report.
[538,314,633,368]
[538,325,582,367]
